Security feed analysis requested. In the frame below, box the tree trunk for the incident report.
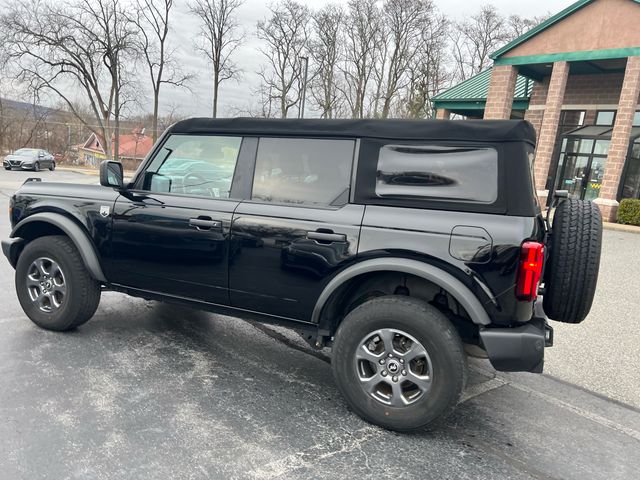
[152,86,160,142]
[213,71,219,118]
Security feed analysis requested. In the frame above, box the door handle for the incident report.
[306,230,347,243]
[189,218,222,230]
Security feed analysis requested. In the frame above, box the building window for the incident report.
[595,111,616,126]
[621,142,640,199]
[633,111,640,127]
[559,110,585,133]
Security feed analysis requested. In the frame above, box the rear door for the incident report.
[107,133,251,305]
[228,137,363,320]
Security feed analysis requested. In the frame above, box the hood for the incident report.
[5,154,32,161]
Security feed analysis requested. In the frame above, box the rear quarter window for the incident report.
[375,145,498,203]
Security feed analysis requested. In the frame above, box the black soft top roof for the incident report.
[169,118,536,145]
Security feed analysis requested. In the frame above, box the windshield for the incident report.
[14,148,38,156]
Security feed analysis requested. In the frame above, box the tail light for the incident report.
[516,241,545,301]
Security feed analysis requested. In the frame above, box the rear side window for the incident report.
[375,145,498,203]
[252,138,355,206]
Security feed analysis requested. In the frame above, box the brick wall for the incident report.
[596,56,640,220]
[528,72,626,108]
[435,108,451,120]
[484,65,518,120]
[533,62,570,192]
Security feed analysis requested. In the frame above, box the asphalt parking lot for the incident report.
[0,168,639,479]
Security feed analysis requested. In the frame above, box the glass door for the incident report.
[555,133,611,201]
[584,156,606,201]
[557,154,589,198]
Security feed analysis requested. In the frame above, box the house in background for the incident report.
[77,127,154,171]
[433,0,640,222]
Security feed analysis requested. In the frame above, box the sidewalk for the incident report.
[56,165,136,176]
[603,221,640,234]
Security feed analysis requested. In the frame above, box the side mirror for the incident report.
[100,160,124,190]
[38,152,44,158]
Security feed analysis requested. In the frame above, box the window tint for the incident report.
[375,145,498,203]
[252,138,354,206]
[142,134,241,198]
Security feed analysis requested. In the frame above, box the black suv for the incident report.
[2,118,602,431]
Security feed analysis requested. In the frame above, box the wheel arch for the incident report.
[10,213,107,283]
[313,258,491,331]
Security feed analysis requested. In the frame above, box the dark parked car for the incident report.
[3,148,56,171]
[2,118,602,431]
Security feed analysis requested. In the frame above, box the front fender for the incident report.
[312,257,492,326]
[9,212,107,283]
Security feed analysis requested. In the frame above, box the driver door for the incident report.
[106,134,247,305]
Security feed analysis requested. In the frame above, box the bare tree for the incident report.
[308,4,344,118]
[190,0,244,118]
[506,13,550,40]
[1,0,136,160]
[402,11,450,118]
[374,0,435,118]
[132,0,192,141]
[339,0,382,118]
[256,0,310,118]
[450,4,509,81]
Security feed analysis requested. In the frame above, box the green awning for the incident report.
[432,69,532,114]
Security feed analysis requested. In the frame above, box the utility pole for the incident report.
[299,56,309,119]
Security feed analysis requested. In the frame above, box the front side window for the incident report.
[142,134,242,198]
[375,145,498,203]
[251,138,355,206]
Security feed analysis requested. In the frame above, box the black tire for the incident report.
[332,296,466,432]
[15,236,101,331]
[49,161,56,171]
[33,162,40,172]
[543,199,602,324]
[4,166,10,171]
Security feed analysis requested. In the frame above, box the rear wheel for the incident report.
[543,199,602,324]
[15,236,101,331]
[332,296,466,432]
[49,161,56,171]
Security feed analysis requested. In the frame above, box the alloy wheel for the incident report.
[355,328,433,407]
[26,257,67,312]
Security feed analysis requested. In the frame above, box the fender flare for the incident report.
[312,258,491,326]
[10,212,107,283]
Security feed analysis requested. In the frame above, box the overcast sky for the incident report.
[169,0,573,118]
[2,0,575,119]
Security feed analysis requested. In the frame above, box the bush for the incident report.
[617,198,640,226]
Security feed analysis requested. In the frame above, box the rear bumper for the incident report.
[1,237,23,268]
[479,316,552,374]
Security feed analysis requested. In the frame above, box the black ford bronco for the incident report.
[2,118,602,431]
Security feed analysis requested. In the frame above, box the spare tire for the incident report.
[543,199,602,324]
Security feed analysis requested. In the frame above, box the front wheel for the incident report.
[15,236,101,331]
[33,162,40,172]
[332,296,466,432]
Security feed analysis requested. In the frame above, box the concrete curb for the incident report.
[603,221,640,234]
[56,166,136,176]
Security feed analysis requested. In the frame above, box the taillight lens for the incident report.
[516,241,545,301]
